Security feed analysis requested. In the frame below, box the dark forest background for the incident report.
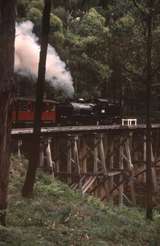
[16,0,160,119]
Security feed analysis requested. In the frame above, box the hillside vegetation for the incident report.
[0,156,160,246]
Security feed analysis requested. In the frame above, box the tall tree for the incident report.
[22,0,51,197]
[0,0,16,226]
[145,0,153,221]
[133,0,160,220]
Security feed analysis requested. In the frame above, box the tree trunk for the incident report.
[146,8,153,220]
[0,0,16,226]
[22,0,51,197]
[132,0,155,221]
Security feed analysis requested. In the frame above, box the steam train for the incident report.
[12,97,121,128]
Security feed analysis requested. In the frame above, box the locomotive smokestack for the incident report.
[15,21,74,97]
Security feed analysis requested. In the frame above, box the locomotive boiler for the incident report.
[56,98,121,125]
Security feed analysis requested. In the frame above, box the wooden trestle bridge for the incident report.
[11,124,160,206]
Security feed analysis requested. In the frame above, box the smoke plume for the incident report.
[15,21,74,97]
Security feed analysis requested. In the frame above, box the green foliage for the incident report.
[50,14,63,33]
[48,14,65,51]
[113,14,135,34]
[2,155,160,246]
[30,0,44,11]
[16,0,30,20]
[15,0,160,113]
[17,0,43,20]
[77,8,106,36]
[27,7,42,23]
[53,6,67,21]
[0,226,22,246]
[59,8,111,97]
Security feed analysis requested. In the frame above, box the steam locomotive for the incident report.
[12,97,121,128]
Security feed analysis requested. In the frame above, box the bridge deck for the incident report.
[11,123,160,137]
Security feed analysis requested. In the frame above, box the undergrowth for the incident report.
[0,155,160,246]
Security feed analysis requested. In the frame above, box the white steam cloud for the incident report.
[15,21,74,97]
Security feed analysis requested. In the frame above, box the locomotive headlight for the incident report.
[101,109,105,113]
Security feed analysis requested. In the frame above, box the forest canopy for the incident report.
[15,0,160,115]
